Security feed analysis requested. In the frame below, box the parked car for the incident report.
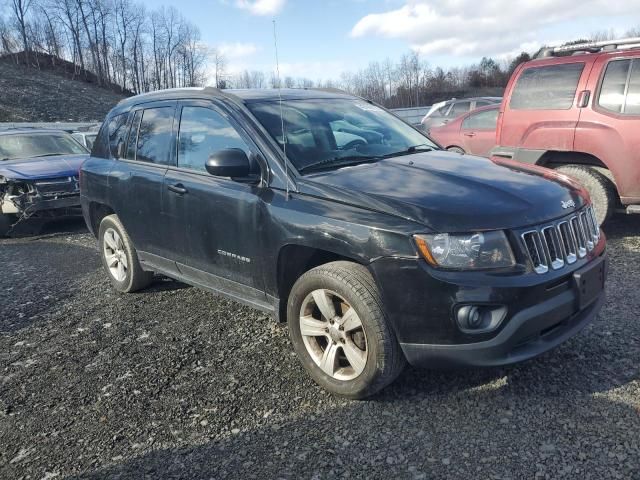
[420,97,502,132]
[72,131,98,150]
[428,105,499,156]
[81,88,606,398]
[493,37,640,225]
[0,129,89,236]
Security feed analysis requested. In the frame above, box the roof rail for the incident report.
[537,37,640,58]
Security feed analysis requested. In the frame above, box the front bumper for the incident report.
[369,242,607,369]
[22,195,81,216]
[401,289,604,368]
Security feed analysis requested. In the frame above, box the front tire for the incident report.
[554,165,616,226]
[447,146,465,154]
[287,261,405,399]
[98,214,153,293]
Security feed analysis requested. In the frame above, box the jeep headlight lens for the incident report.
[414,231,515,270]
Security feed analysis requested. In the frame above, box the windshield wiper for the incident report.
[383,144,434,158]
[298,155,383,174]
[28,153,71,158]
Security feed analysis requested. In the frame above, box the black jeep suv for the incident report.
[81,88,607,398]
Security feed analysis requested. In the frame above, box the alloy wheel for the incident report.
[103,227,128,282]
[299,289,368,381]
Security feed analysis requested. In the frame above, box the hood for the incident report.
[298,151,585,232]
[0,154,88,181]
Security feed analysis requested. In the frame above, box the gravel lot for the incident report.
[1,216,639,479]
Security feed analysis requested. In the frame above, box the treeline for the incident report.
[0,0,208,93]
[226,53,530,108]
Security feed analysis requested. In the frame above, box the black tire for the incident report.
[554,165,616,225]
[98,214,153,293]
[447,146,465,154]
[0,214,17,237]
[287,261,405,399]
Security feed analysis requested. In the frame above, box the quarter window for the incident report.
[599,58,640,114]
[134,107,175,164]
[177,106,251,172]
[510,63,585,110]
[462,109,499,130]
[108,113,130,159]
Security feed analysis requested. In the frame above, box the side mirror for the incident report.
[205,148,255,180]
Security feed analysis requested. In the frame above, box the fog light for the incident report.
[456,305,507,334]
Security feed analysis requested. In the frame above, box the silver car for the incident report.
[421,97,502,133]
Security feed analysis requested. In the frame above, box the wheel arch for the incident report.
[88,202,116,238]
[274,244,367,323]
[535,150,620,199]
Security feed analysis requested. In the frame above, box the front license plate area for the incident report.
[573,256,606,310]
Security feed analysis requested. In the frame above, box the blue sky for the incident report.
[145,0,640,83]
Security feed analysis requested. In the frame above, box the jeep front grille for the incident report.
[521,206,600,274]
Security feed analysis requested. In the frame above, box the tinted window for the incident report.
[510,63,584,110]
[462,109,499,130]
[109,113,130,158]
[178,106,250,172]
[598,59,640,115]
[91,123,109,159]
[126,110,142,160]
[599,59,630,113]
[628,60,640,114]
[448,101,471,117]
[475,101,491,108]
[135,107,174,164]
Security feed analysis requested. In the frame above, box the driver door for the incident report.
[162,100,267,301]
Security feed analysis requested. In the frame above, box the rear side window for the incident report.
[510,63,585,110]
[448,101,471,117]
[598,58,640,114]
[126,110,143,160]
[133,107,175,164]
[108,113,130,158]
[177,106,250,172]
[462,109,499,130]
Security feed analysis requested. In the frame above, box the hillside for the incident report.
[0,57,128,122]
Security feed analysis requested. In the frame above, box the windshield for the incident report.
[0,133,88,161]
[248,99,437,173]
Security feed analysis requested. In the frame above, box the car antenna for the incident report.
[273,19,290,199]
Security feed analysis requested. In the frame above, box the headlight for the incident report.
[414,231,515,270]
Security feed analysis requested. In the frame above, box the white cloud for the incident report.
[217,42,261,59]
[235,0,286,16]
[351,1,640,57]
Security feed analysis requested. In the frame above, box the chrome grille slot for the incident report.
[522,231,549,274]
[557,221,577,264]
[34,176,79,197]
[521,206,600,274]
[579,211,594,251]
[570,216,587,258]
[541,226,564,270]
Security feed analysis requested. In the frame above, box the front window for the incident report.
[248,99,436,174]
[0,133,88,161]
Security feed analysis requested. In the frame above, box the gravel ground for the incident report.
[0,216,639,480]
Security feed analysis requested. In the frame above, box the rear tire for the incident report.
[554,165,616,226]
[287,261,405,399]
[0,214,17,237]
[98,214,153,293]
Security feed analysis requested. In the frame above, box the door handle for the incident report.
[464,132,476,137]
[168,183,188,195]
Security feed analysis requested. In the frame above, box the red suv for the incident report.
[494,38,640,224]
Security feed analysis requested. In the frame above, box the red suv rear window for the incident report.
[510,63,585,110]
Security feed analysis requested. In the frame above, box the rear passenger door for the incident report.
[460,109,499,156]
[108,101,179,271]
[500,62,588,151]
[162,100,267,300]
